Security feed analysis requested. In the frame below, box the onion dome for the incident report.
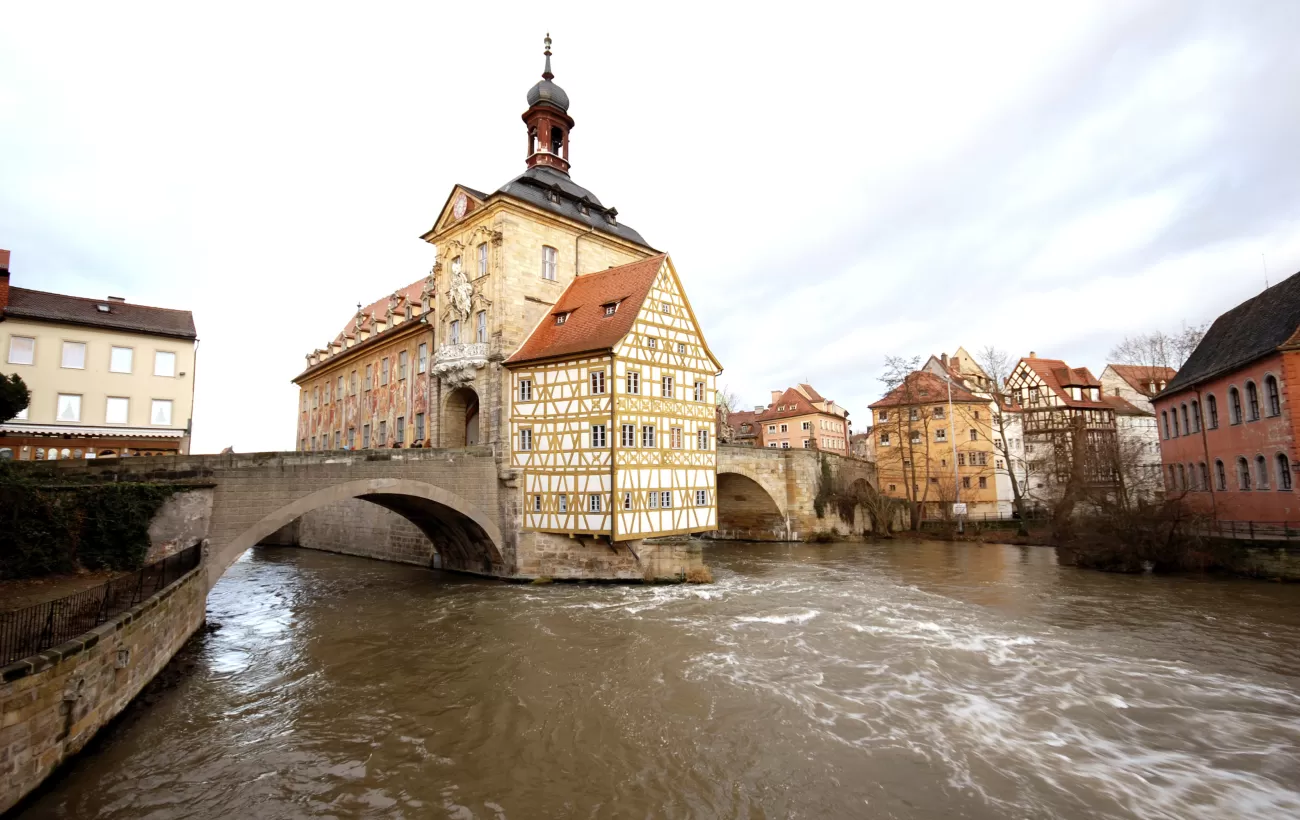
[526,34,569,112]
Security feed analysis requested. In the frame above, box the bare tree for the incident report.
[876,356,936,530]
[973,346,1033,531]
[715,384,741,444]
[1108,322,1208,371]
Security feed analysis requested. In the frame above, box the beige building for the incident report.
[755,384,850,451]
[0,250,198,459]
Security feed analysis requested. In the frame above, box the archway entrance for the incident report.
[444,387,480,447]
[714,471,789,541]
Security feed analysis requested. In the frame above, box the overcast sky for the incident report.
[3,1,1298,452]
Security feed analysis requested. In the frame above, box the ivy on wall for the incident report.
[0,465,176,579]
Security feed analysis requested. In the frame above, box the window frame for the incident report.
[150,398,174,426]
[1266,375,1282,417]
[592,424,607,448]
[7,336,35,365]
[153,350,177,377]
[519,379,533,401]
[109,345,134,374]
[105,396,129,425]
[626,371,640,395]
[519,427,533,451]
[541,245,558,280]
[61,341,87,370]
[590,369,606,395]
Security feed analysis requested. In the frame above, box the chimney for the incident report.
[108,296,126,303]
[941,353,948,366]
[754,405,764,413]
[0,249,9,311]
[770,390,782,405]
[1029,351,1037,358]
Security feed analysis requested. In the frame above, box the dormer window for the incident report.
[547,190,561,204]
[579,203,590,215]
[96,304,110,313]
[603,302,618,317]
[554,312,568,325]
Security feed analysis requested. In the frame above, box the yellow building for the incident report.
[756,384,850,451]
[0,249,198,460]
[505,254,723,539]
[869,370,1001,518]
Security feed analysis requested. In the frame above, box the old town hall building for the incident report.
[293,38,722,543]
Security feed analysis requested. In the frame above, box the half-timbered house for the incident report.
[505,253,723,540]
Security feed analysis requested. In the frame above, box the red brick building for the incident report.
[1155,272,1300,521]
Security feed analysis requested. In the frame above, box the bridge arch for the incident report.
[208,477,504,589]
[714,467,790,541]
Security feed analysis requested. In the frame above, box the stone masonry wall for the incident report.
[145,487,214,563]
[297,499,439,568]
[0,563,207,814]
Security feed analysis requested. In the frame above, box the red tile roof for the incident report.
[1101,394,1153,416]
[1108,364,1177,398]
[4,287,196,339]
[756,385,848,423]
[1019,357,1109,408]
[506,254,666,365]
[870,371,984,408]
[796,383,825,402]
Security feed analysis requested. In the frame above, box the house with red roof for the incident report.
[505,254,723,541]
[751,384,850,452]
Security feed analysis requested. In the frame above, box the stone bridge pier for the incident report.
[714,446,877,541]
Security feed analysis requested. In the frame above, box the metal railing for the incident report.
[0,543,202,667]
[1201,520,1300,542]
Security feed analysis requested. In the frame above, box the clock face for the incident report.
[453,194,468,220]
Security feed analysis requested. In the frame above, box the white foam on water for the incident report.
[733,609,821,626]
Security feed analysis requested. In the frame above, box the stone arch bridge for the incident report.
[39,445,875,588]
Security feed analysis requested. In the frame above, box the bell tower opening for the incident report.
[523,34,574,175]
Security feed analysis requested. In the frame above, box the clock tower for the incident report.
[523,34,574,175]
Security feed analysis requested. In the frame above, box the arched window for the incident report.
[1246,381,1260,421]
[1207,394,1219,428]
[1215,459,1226,491]
[1177,463,1186,490]
[1168,464,1177,489]
[1198,462,1209,491]
[1255,455,1270,489]
[1237,456,1251,490]
[1190,400,1201,432]
[1229,387,1242,424]
[1181,403,1190,434]
[1266,375,1281,416]
[1278,453,1293,490]
[1162,411,1171,439]
[1172,410,1180,437]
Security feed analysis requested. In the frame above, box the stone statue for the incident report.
[449,260,473,325]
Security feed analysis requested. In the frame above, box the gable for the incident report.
[424,185,490,239]
[615,256,723,373]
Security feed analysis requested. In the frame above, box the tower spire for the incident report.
[543,33,553,81]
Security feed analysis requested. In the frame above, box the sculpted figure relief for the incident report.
[449,257,473,324]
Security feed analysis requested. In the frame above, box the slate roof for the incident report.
[1107,364,1177,398]
[1017,357,1109,408]
[1164,269,1300,394]
[3,287,196,339]
[494,166,651,247]
[505,254,666,365]
[870,371,984,408]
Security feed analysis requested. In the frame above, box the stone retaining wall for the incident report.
[0,560,208,814]
[296,499,440,568]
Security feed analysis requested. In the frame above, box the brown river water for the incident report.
[16,541,1300,819]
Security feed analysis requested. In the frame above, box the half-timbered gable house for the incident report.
[505,253,723,540]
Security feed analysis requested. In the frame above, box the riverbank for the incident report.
[0,570,127,611]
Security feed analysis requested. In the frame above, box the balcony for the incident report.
[432,342,489,386]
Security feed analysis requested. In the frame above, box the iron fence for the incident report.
[0,543,202,667]
[1201,520,1300,542]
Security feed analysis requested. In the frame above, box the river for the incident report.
[17,541,1300,819]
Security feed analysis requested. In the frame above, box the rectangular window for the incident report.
[671,427,683,449]
[62,341,86,369]
[963,476,971,489]
[348,428,356,448]
[558,494,568,513]
[678,343,687,354]
[519,428,533,450]
[880,432,890,445]
[662,376,673,398]
[660,491,672,508]
[417,343,428,374]
[379,420,387,444]
[780,424,788,433]
[802,421,812,430]
[7,336,34,365]
[334,431,341,449]
[311,437,316,450]
[661,302,671,314]
[450,320,460,344]
[477,242,488,276]
[621,424,635,447]
[592,424,607,447]
[767,425,776,433]
[694,382,704,402]
[642,425,656,448]
[109,346,133,373]
[396,416,405,444]
[781,441,790,449]
[365,364,373,390]
[351,370,358,394]
[381,358,390,385]
[647,491,659,509]
[623,492,633,510]
[697,430,709,450]
[416,413,425,443]
[589,494,602,512]
[627,372,640,394]
[150,399,173,425]
[936,428,947,441]
[477,311,487,343]
[519,379,533,401]
[647,338,658,350]
[878,410,889,422]
[313,388,319,408]
[541,245,558,280]
[337,375,344,400]
[398,351,408,380]
[695,490,707,506]
[533,495,542,512]
[105,397,129,424]
[302,391,308,411]
[363,424,371,448]
[969,429,978,441]
[154,350,176,377]
[933,406,945,419]
[803,439,811,448]
[958,452,966,466]
[979,476,988,489]
[590,370,606,394]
